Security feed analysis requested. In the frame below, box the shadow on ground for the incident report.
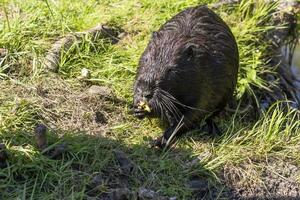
[2,123,300,199]
[0,74,300,199]
[0,128,226,199]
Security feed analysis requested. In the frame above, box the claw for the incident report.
[133,101,151,119]
[133,108,147,119]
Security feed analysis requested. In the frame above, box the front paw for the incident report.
[150,136,167,149]
[133,108,146,119]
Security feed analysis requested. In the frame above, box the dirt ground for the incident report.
[2,72,300,199]
[222,159,300,200]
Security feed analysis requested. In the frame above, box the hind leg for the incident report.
[204,118,221,136]
[151,110,179,148]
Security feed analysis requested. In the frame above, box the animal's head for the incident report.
[133,31,205,120]
[133,77,157,119]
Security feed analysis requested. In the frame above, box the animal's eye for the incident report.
[143,90,153,99]
[145,92,152,99]
[137,88,142,94]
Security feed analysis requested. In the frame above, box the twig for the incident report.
[43,25,120,72]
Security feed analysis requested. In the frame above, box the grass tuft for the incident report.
[0,0,299,199]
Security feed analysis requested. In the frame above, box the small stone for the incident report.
[138,187,159,199]
[78,68,91,80]
[87,85,112,97]
[90,174,104,186]
[34,124,47,150]
[186,178,209,192]
[85,174,105,196]
[108,188,133,200]
[114,150,136,174]
[185,157,201,168]
[49,143,67,159]
[185,153,211,168]
[81,68,91,78]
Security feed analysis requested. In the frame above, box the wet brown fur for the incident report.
[133,5,239,147]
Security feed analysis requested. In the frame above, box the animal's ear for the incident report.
[183,44,197,60]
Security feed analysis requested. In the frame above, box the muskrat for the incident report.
[133,5,239,148]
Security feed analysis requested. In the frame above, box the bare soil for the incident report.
[223,159,300,200]
[1,74,126,135]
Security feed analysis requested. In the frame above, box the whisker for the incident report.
[159,90,200,125]
[160,93,182,121]
[160,92,183,122]
[160,89,211,113]
[166,96,182,118]
[152,99,159,115]
[160,98,172,121]
[156,97,165,121]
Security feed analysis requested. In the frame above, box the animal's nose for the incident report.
[134,97,146,108]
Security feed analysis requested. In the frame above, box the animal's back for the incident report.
[156,5,239,115]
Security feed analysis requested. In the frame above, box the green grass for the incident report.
[0,0,299,199]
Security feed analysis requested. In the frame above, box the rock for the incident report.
[87,85,113,97]
[114,150,136,174]
[34,124,47,150]
[138,187,176,200]
[81,68,91,79]
[186,178,209,193]
[90,174,104,186]
[77,68,91,80]
[85,174,105,196]
[185,153,211,168]
[108,188,134,200]
[34,125,67,159]
[49,143,67,159]
[138,187,159,199]
[185,157,201,169]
